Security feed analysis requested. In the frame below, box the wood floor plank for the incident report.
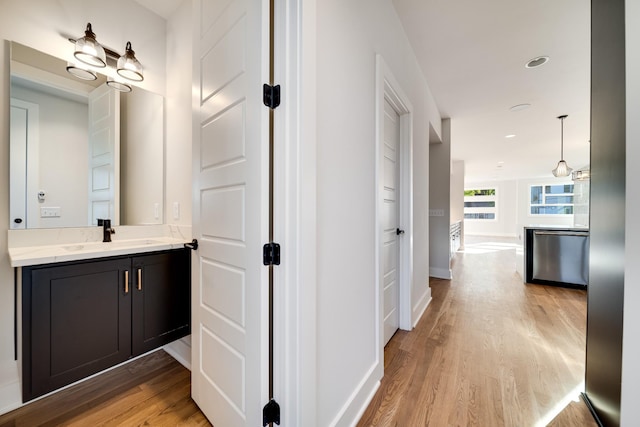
[0,351,212,427]
[358,236,596,426]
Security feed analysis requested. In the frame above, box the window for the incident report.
[530,184,574,215]
[464,188,497,220]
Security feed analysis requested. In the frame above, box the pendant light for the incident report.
[116,42,144,82]
[73,23,107,68]
[552,114,573,177]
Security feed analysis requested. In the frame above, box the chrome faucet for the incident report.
[97,219,116,242]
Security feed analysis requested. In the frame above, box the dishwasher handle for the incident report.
[533,231,589,237]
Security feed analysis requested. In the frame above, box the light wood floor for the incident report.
[0,350,211,427]
[0,237,596,426]
[358,237,596,426]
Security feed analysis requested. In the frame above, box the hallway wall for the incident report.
[315,0,441,424]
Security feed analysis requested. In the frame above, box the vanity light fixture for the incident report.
[73,23,107,68]
[116,42,144,82]
[67,23,144,87]
[66,62,97,81]
[106,76,132,92]
[552,115,573,177]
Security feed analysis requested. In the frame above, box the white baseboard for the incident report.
[412,294,432,328]
[163,336,191,371]
[329,362,381,426]
[0,361,21,417]
[429,267,452,280]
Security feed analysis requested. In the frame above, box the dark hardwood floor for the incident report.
[358,237,596,426]
[0,350,211,427]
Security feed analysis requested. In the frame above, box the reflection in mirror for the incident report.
[9,41,164,229]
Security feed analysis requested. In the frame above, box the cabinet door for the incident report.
[23,257,132,401]
[131,250,190,355]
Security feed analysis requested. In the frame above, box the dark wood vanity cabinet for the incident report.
[22,249,190,402]
[131,250,191,355]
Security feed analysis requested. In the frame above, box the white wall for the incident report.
[429,119,451,279]
[0,41,16,415]
[164,0,192,227]
[465,176,575,238]
[11,84,89,228]
[621,0,640,423]
[0,1,179,414]
[464,179,518,237]
[120,89,163,225]
[450,160,465,224]
[315,0,441,424]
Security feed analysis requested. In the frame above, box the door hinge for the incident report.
[263,399,281,426]
[263,242,281,266]
[263,84,281,109]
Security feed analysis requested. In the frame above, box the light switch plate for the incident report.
[40,207,60,218]
[173,202,180,220]
[429,209,445,217]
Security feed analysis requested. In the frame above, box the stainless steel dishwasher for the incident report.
[532,230,589,286]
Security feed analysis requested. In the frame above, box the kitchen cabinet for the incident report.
[21,249,190,402]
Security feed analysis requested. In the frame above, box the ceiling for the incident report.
[136,0,591,184]
[133,0,183,19]
[392,0,591,183]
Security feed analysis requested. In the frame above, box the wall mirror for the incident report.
[9,41,164,230]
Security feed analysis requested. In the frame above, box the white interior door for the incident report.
[10,99,39,229]
[382,98,401,346]
[10,103,28,229]
[88,84,119,225]
[191,0,269,425]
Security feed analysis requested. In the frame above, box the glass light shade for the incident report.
[106,77,132,92]
[116,42,144,82]
[66,63,97,81]
[552,160,573,177]
[73,24,107,68]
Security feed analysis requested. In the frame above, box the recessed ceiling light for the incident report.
[525,56,549,68]
[505,134,516,138]
[510,103,531,112]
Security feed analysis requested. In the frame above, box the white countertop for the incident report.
[8,237,190,267]
[7,225,193,267]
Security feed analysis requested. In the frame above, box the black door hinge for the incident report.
[263,399,281,426]
[263,84,281,109]
[263,242,281,266]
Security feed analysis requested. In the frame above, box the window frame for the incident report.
[464,188,498,221]
[529,183,575,216]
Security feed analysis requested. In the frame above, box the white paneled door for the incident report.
[382,98,401,346]
[87,84,119,225]
[191,0,269,425]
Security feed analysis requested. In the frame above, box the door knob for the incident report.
[396,228,405,235]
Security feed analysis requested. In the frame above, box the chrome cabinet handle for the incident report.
[124,270,129,294]
[137,268,142,291]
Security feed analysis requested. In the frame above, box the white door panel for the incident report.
[192,0,269,425]
[88,84,119,225]
[382,98,400,345]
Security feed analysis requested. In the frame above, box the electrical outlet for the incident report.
[154,203,160,219]
[40,207,60,218]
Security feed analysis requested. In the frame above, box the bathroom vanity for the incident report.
[8,227,192,402]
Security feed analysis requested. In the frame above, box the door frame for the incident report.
[375,54,414,353]
[272,0,318,425]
